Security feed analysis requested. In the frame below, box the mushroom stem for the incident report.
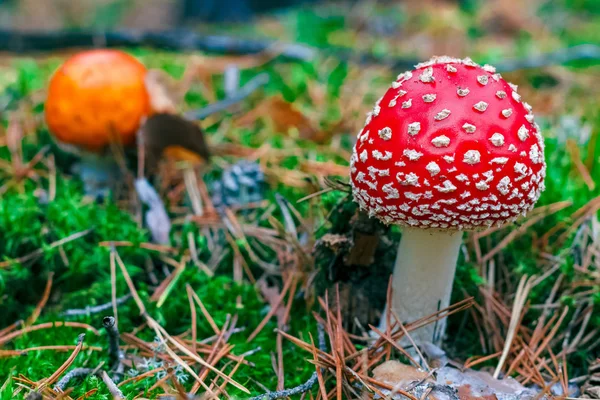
[75,152,121,199]
[382,228,463,345]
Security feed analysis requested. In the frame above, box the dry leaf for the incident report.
[145,69,183,114]
[235,96,325,142]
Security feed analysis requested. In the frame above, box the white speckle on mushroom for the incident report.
[372,150,392,160]
[399,203,410,211]
[530,144,543,164]
[431,135,451,147]
[475,180,490,190]
[457,87,470,97]
[463,150,481,165]
[367,166,390,179]
[490,133,505,147]
[378,127,392,140]
[434,109,451,120]
[423,94,436,103]
[520,151,527,157]
[521,182,530,190]
[508,144,517,152]
[420,67,435,83]
[492,73,502,81]
[402,99,412,109]
[365,112,372,125]
[401,172,419,186]
[496,90,507,99]
[491,157,509,164]
[391,81,402,89]
[446,64,457,73]
[525,114,534,123]
[434,180,457,193]
[497,176,512,195]
[518,125,530,141]
[372,105,381,116]
[463,57,477,67]
[394,161,406,167]
[460,191,471,199]
[403,149,424,161]
[359,150,368,162]
[448,167,457,173]
[462,123,476,133]
[514,162,528,175]
[426,161,441,176]
[483,64,497,73]
[483,170,494,181]
[512,91,521,102]
[382,183,399,199]
[477,75,489,85]
[397,71,413,81]
[407,122,421,136]
[404,192,422,201]
[502,108,513,118]
[473,101,488,112]
[358,130,369,144]
[443,154,455,163]
[508,83,518,91]
[388,90,407,107]
[365,180,378,191]
[456,174,469,182]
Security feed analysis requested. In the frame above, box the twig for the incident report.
[53,368,93,391]
[247,324,326,400]
[102,316,123,378]
[185,73,270,120]
[59,295,131,317]
[0,29,315,60]
[492,44,600,71]
[100,370,125,400]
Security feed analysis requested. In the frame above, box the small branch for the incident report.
[102,316,123,379]
[0,30,315,61]
[100,370,125,400]
[53,368,93,391]
[493,44,600,72]
[247,324,326,400]
[59,295,131,317]
[184,73,269,120]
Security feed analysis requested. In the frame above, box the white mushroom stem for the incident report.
[381,228,463,346]
[75,151,121,198]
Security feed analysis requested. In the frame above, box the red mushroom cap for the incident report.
[350,56,546,230]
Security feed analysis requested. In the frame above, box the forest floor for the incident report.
[1,0,600,399]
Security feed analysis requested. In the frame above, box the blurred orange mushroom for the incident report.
[45,49,151,152]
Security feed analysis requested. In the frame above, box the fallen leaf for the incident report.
[145,69,183,114]
[234,95,324,142]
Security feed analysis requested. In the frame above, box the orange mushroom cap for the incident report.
[45,49,151,152]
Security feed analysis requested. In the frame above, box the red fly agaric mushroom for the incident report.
[350,56,546,344]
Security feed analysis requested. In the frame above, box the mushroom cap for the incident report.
[45,49,151,152]
[350,56,546,231]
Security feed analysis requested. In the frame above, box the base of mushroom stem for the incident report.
[73,152,123,200]
[378,228,464,349]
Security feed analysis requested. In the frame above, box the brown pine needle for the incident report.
[189,287,221,336]
[0,321,98,346]
[247,273,296,343]
[26,272,54,326]
[39,334,85,391]
[186,285,198,354]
